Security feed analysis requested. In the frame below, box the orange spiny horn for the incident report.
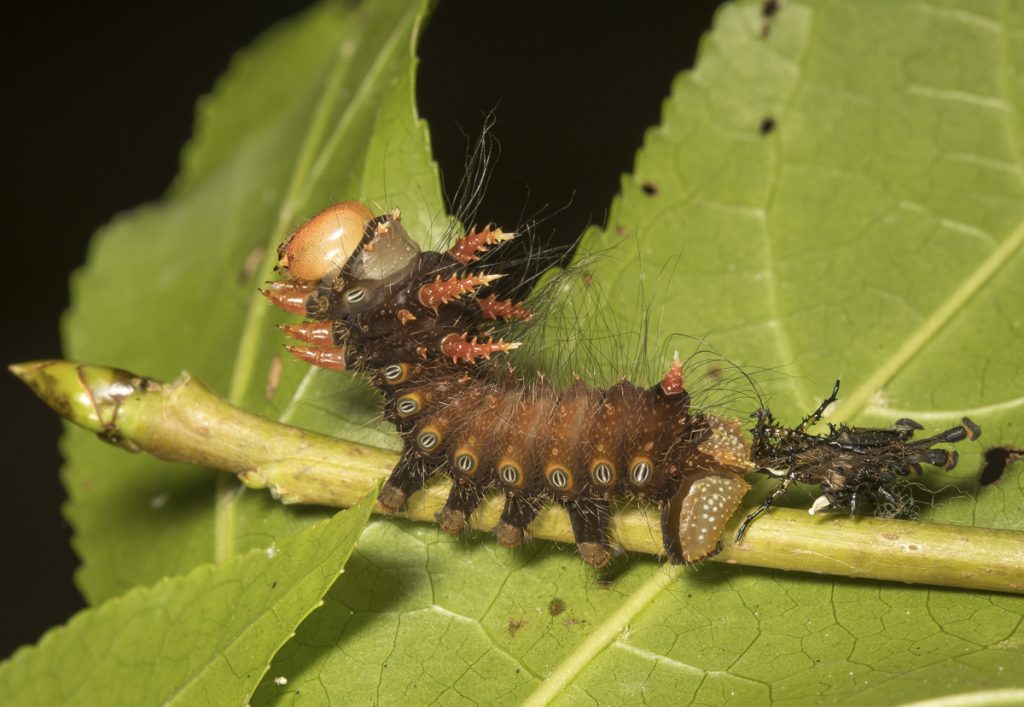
[476,293,533,321]
[279,322,335,346]
[440,333,520,364]
[659,351,685,396]
[418,272,504,311]
[285,345,347,371]
[447,226,515,264]
[262,281,316,315]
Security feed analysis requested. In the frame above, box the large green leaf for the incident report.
[54,0,1024,705]
[255,1,1021,704]
[0,490,376,706]
[62,0,442,603]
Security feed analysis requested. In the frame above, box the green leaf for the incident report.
[54,0,1024,705]
[251,1,1023,704]
[0,490,376,706]
[62,0,442,603]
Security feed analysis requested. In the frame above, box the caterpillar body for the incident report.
[265,201,753,567]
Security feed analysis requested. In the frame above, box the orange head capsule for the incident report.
[278,201,374,282]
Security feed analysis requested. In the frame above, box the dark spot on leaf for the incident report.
[548,598,566,616]
[761,1,781,37]
[706,366,723,381]
[980,447,1023,486]
[615,224,631,237]
[507,617,526,636]
[760,116,776,135]
[641,181,659,196]
[581,272,594,287]
[271,581,277,589]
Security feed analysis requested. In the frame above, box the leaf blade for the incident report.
[61,0,440,603]
[0,490,376,706]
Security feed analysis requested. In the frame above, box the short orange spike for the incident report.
[477,293,533,321]
[285,345,347,371]
[440,333,520,364]
[279,322,334,346]
[659,352,685,396]
[418,272,504,311]
[447,226,514,264]
[262,281,316,315]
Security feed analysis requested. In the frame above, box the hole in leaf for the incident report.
[979,447,1023,486]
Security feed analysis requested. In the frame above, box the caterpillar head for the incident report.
[278,201,421,287]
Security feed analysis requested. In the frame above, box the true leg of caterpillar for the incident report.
[379,445,433,512]
[562,498,614,569]
[495,494,545,549]
[436,480,487,534]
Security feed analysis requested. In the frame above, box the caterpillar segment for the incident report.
[268,201,754,568]
[377,362,752,568]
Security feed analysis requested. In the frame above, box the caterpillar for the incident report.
[264,201,754,567]
[264,201,983,568]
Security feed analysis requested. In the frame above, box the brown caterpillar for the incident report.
[264,202,753,567]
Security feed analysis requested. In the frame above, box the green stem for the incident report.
[12,359,1024,595]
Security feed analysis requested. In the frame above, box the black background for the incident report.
[1,0,723,657]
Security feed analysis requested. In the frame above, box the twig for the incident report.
[11,359,1024,594]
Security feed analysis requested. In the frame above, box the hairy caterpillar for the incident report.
[264,201,983,568]
[264,201,754,567]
